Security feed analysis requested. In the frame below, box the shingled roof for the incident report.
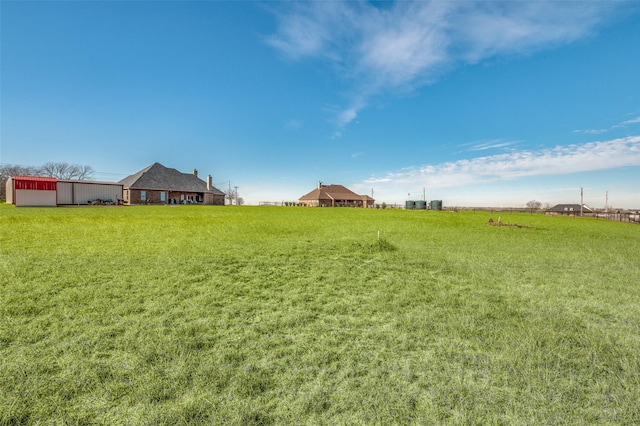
[299,184,363,201]
[119,163,225,195]
[548,204,593,213]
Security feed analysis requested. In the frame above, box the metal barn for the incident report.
[6,176,123,206]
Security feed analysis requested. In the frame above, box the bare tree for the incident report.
[39,162,94,180]
[225,187,244,206]
[526,200,542,214]
[1,164,39,200]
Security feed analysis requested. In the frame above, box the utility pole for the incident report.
[605,191,609,213]
[228,181,231,205]
[234,186,239,206]
[580,187,584,217]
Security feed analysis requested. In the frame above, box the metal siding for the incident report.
[14,176,57,191]
[15,189,57,207]
[57,182,74,204]
[5,178,14,204]
[72,183,122,204]
[55,182,124,205]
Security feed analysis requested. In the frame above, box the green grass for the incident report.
[1,204,639,424]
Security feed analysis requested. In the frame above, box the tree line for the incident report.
[1,162,94,201]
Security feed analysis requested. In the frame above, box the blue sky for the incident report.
[2,1,640,208]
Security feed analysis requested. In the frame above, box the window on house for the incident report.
[140,191,147,202]
[160,192,166,202]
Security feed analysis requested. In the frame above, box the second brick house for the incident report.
[299,182,374,207]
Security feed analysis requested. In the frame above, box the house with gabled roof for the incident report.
[119,163,225,205]
[547,204,593,216]
[299,182,374,208]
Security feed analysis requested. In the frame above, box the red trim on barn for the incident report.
[14,176,58,191]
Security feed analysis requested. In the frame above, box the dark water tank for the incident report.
[415,200,427,210]
[430,200,443,210]
[405,200,416,210]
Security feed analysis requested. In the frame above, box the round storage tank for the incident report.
[430,200,443,210]
[415,200,427,210]
[405,200,416,210]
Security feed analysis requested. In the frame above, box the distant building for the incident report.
[119,163,225,205]
[547,204,593,216]
[298,182,374,208]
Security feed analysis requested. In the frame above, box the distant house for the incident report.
[299,182,374,208]
[119,163,225,205]
[547,204,593,216]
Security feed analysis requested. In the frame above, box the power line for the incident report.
[94,171,129,177]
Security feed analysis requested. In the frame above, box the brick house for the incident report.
[119,163,225,205]
[299,182,374,207]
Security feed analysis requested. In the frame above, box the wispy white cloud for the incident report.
[574,128,609,135]
[266,1,619,132]
[326,97,364,135]
[574,115,640,134]
[449,2,606,62]
[467,139,522,151]
[356,2,450,89]
[265,2,345,61]
[357,136,640,191]
[337,105,359,127]
[623,116,640,125]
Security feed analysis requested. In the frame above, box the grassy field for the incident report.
[1,204,639,424]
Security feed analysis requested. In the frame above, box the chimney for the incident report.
[192,168,198,177]
[207,175,212,190]
[318,181,322,190]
